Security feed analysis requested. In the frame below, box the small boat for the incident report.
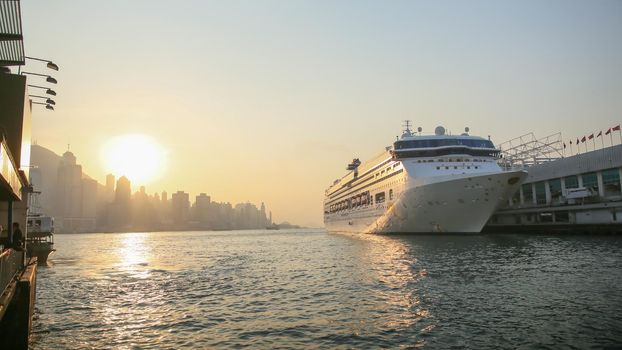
[26,214,55,265]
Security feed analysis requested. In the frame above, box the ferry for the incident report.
[26,214,55,265]
[323,122,527,233]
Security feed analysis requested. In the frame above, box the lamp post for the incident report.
[31,102,54,111]
[29,95,56,105]
[24,56,59,71]
[21,71,57,84]
[27,85,56,96]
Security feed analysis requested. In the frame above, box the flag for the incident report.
[588,133,594,140]
[563,143,566,149]
[597,131,602,137]
[581,136,586,142]
[606,128,612,135]
[576,138,580,144]
[614,125,621,131]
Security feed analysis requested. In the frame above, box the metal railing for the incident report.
[0,249,23,297]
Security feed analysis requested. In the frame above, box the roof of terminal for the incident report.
[0,0,25,66]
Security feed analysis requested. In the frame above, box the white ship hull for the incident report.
[325,171,526,233]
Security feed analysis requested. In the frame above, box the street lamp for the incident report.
[31,101,54,111]
[21,71,57,84]
[29,95,56,105]
[24,56,59,71]
[27,85,56,96]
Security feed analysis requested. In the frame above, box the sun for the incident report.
[101,134,166,185]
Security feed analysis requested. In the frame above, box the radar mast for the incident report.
[402,120,413,137]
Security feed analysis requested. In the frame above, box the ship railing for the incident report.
[0,249,24,298]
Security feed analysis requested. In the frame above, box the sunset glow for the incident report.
[101,134,166,186]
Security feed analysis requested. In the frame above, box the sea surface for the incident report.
[31,229,622,349]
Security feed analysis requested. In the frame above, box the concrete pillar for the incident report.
[545,181,552,205]
[597,171,605,197]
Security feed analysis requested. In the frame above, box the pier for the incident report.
[486,133,622,233]
[0,2,40,347]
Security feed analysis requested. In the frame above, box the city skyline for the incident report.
[20,0,622,227]
[30,144,282,232]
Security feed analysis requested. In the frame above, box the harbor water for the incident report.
[31,229,622,349]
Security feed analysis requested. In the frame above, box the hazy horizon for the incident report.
[20,0,622,227]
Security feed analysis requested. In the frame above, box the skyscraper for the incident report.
[105,174,115,202]
[56,150,83,231]
[171,191,189,225]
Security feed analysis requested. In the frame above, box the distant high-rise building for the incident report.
[56,150,83,231]
[171,191,190,225]
[81,178,97,231]
[195,193,211,223]
[161,191,168,203]
[105,174,115,202]
[115,176,131,204]
[110,176,132,228]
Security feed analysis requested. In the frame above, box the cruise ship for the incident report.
[323,123,527,233]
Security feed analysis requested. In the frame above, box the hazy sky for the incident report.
[21,0,622,226]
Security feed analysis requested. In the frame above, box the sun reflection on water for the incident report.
[115,232,151,277]
[352,233,434,339]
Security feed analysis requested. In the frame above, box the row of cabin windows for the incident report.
[394,139,495,149]
[328,189,395,213]
[436,165,480,170]
[375,164,399,178]
[394,148,500,158]
[416,158,489,163]
[513,168,621,205]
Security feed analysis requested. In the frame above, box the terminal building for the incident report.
[486,132,622,233]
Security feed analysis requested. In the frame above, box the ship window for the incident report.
[467,166,470,169]
[454,166,458,169]
[556,211,570,223]
[375,192,385,203]
[582,172,598,193]
[522,183,534,205]
[564,175,578,189]
[511,188,520,206]
[602,168,621,197]
[535,181,546,205]
[445,166,449,170]
[549,178,562,203]
[436,166,440,170]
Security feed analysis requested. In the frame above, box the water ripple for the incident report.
[30,230,622,349]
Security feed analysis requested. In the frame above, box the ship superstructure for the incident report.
[323,122,527,233]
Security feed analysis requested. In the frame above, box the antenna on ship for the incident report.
[402,120,412,134]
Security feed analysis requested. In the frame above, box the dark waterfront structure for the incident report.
[1,1,51,347]
[487,134,622,233]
